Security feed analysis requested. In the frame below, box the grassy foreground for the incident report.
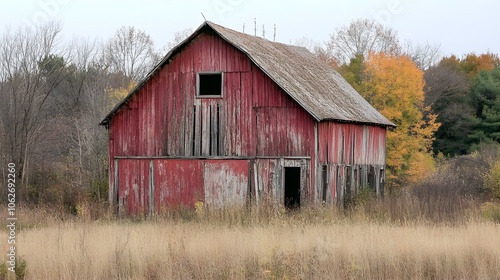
[1,205,500,279]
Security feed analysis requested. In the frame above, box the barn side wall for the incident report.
[316,122,387,206]
[114,158,250,215]
[108,30,316,211]
[113,157,315,215]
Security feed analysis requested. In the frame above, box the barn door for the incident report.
[204,160,249,207]
[153,159,204,210]
[116,159,151,216]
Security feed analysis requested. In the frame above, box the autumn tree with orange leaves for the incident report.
[439,53,500,80]
[361,53,440,188]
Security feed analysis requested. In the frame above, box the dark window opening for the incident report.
[336,166,342,204]
[322,165,328,204]
[368,165,375,192]
[379,168,385,197]
[198,73,222,96]
[353,167,358,191]
[284,167,301,209]
[344,166,352,206]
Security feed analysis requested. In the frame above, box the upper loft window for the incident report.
[197,72,223,97]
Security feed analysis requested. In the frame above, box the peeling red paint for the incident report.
[317,122,387,205]
[153,160,204,211]
[204,160,249,207]
[318,122,386,165]
[117,159,150,216]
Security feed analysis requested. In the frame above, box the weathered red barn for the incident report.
[100,21,394,215]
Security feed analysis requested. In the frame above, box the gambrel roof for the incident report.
[101,21,395,127]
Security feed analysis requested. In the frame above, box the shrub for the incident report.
[481,202,500,223]
[89,179,109,202]
[0,257,27,280]
[484,160,500,199]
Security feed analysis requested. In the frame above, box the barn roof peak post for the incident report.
[100,21,395,128]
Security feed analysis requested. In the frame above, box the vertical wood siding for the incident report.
[109,32,314,159]
[117,159,150,216]
[318,123,386,165]
[253,158,311,205]
[204,160,249,207]
[317,122,387,205]
[153,159,204,211]
[116,159,248,213]
[107,29,386,212]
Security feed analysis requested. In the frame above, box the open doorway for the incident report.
[284,167,301,209]
[321,165,328,204]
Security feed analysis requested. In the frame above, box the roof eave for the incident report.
[320,118,396,128]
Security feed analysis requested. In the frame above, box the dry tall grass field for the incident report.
[1,203,500,280]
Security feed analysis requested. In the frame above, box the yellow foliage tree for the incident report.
[362,52,440,187]
[107,81,136,107]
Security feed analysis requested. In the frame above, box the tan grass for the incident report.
[1,212,499,279]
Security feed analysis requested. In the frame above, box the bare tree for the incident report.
[294,37,318,53]
[294,36,338,67]
[0,22,67,190]
[424,64,469,108]
[54,39,118,197]
[0,23,153,205]
[104,26,159,82]
[424,63,474,155]
[163,28,193,53]
[66,38,101,71]
[403,40,442,70]
[327,19,400,65]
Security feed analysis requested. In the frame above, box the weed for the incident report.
[481,202,500,223]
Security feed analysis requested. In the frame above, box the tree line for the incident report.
[1,19,498,210]
[0,22,190,209]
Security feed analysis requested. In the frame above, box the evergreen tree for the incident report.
[469,67,500,148]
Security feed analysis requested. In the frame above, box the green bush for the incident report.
[16,258,27,279]
[0,257,27,280]
[0,262,6,279]
[89,179,109,202]
[481,202,500,223]
[484,160,500,199]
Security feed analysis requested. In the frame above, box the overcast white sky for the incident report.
[1,0,499,58]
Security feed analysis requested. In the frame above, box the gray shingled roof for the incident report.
[101,21,394,127]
